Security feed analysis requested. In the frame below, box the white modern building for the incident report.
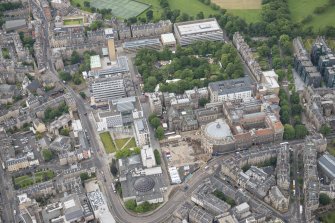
[174,18,224,46]
[208,77,254,103]
[134,119,150,147]
[91,77,126,102]
[161,33,176,47]
[141,145,156,168]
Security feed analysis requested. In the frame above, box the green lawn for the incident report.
[1,48,10,59]
[138,0,218,20]
[288,0,335,30]
[320,211,335,223]
[14,170,55,189]
[227,9,261,23]
[63,19,83,26]
[99,132,117,153]
[71,0,150,18]
[115,137,137,149]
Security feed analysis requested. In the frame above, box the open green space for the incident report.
[63,18,83,26]
[1,48,10,59]
[227,9,261,23]
[288,0,335,29]
[99,132,117,153]
[319,211,335,223]
[114,137,137,150]
[71,0,150,18]
[14,170,55,189]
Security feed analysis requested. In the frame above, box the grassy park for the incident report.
[99,132,117,153]
[114,137,137,150]
[63,18,83,26]
[288,0,335,29]
[14,170,55,189]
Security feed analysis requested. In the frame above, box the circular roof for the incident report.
[133,176,155,193]
[205,119,233,139]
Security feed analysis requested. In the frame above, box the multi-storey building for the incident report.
[293,37,322,88]
[6,157,29,172]
[276,143,290,191]
[131,20,172,38]
[134,119,150,147]
[123,38,161,53]
[90,78,126,102]
[303,142,319,222]
[174,18,223,46]
[208,77,254,103]
[233,32,262,82]
[148,92,163,116]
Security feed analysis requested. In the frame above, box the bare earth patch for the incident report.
[211,0,261,9]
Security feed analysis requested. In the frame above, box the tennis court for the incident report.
[90,0,150,18]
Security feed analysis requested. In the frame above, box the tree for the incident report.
[60,128,70,136]
[280,110,290,124]
[320,124,331,136]
[196,11,204,20]
[149,114,157,123]
[83,1,90,7]
[125,199,137,211]
[59,71,72,81]
[89,20,103,31]
[70,51,80,64]
[150,117,161,129]
[154,149,161,165]
[79,92,86,99]
[80,172,90,181]
[199,98,209,107]
[295,124,308,139]
[290,92,300,104]
[283,124,295,140]
[42,149,53,162]
[146,10,153,21]
[155,126,164,140]
[291,104,303,115]
[319,193,331,206]
[110,159,118,177]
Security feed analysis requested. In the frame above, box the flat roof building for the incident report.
[90,55,102,71]
[318,154,335,181]
[161,33,176,46]
[174,18,223,46]
[123,38,161,53]
[208,76,254,103]
[91,77,126,102]
[4,19,27,32]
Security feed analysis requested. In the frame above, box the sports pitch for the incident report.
[211,0,261,9]
[89,0,150,18]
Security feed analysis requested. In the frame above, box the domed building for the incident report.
[201,119,235,154]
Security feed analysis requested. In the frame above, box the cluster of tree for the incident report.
[125,200,159,213]
[110,158,118,177]
[58,71,83,85]
[115,147,141,159]
[279,89,308,140]
[43,102,69,123]
[319,193,332,206]
[154,149,161,165]
[320,124,332,136]
[148,114,164,140]
[42,149,53,162]
[212,190,236,206]
[19,32,35,55]
[60,128,70,136]
[0,2,23,26]
[135,41,243,94]
[79,172,96,181]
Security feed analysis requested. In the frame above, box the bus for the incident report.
[111,183,116,193]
